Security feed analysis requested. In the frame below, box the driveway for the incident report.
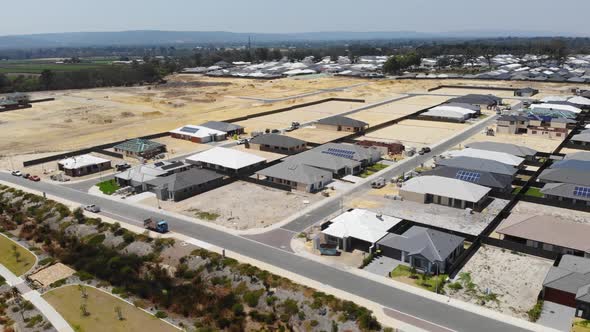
[538,301,575,332]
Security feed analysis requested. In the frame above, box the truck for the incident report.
[143,218,169,233]
[371,177,386,188]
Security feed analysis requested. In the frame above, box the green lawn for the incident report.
[97,180,120,195]
[359,163,388,178]
[43,285,178,332]
[513,186,544,197]
[0,234,36,276]
[391,265,447,293]
[573,318,590,332]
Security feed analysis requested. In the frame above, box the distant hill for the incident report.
[0,30,579,49]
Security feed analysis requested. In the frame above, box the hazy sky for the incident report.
[2,0,588,36]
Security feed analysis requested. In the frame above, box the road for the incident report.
[0,166,532,332]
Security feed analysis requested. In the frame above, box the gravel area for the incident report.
[511,201,590,225]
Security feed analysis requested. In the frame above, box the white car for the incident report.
[83,204,101,213]
[11,170,22,177]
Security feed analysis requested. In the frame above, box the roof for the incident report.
[442,102,481,112]
[429,105,477,115]
[498,114,530,122]
[313,143,382,162]
[58,154,110,170]
[423,167,513,190]
[145,168,223,192]
[435,156,517,176]
[516,87,538,93]
[316,116,368,128]
[199,121,244,132]
[568,96,590,106]
[531,103,582,114]
[321,209,402,243]
[284,150,360,173]
[497,214,590,253]
[565,152,590,161]
[572,132,590,143]
[401,175,491,203]
[466,141,537,158]
[186,147,266,170]
[551,159,590,172]
[539,168,590,186]
[421,108,469,120]
[256,162,332,185]
[377,226,464,262]
[447,94,502,106]
[114,138,165,154]
[446,148,524,167]
[541,182,590,202]
[169,125,226,138]
[543,255,590,296]
[249,134,306,148]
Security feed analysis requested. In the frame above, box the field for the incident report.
[0,59,115,74]
[361,119,469,148]
[0,234,36,276]
[43,285,178,332]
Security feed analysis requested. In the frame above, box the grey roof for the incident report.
[447,94,502,106]
[313,143,381,162]
[541,182,590,202]
[466,141,537,158]
[551,159,590,172]
[565,152,590,161]
[578,284,590,303]
[249,134,306,148]
[114,138,165,154]
[377,226,464,263]
[551,117,577,124]
[442,102,480,112]
[516,88,538,93]
[543,255,590,296]
[199,121,244,132]
[539,168,590,186]
[316,116,368,128]
[145,168,223,192]
[435,156,517,176]
[256,162,332,185]
[284,150,360,173]
[498,114,529,122]
[572,132,590,143]
[423,167,513,190]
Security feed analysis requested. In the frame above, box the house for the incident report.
[400,175,491,210]
[465,141,537,159]
[514,88,539,97]
[376,226,464,274]
[434,157,518,177]
[248,134,307,155]
[496,115,530,135]
[551,159,590,172]
[283,150,361,177]
[526,117,571,140]
[256,162,332,193]
[496,214,590,257]
[315,116,369,132]
[445,148,524,167]
[541,183,590,206]
[531,103,582,114]
[571,130,590,146]
[538,168,590,186]
[446,94,502,109]
[321,209,402,252]
[57,155,111,177]
[419,107,473,122]
[422,166,513,193]
[169,125,226,143]
[115,161,191,191]
[144,168,224,201]
[186,147,266,175]
[113,138,166,159]
[356,140,405,156]
[565,152,590,161]
[542,255,590,319]
[313,143,382,166]
[199,121,245,137]
[442,102,481,115]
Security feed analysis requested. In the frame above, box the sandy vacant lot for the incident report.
[362,119,469,148]
[449,245,553,320]
[460,127,564,153]
[285,126,350,144]
[141,181,321,230]
[510,201,590,225]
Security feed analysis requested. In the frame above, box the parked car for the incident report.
[11,170,22,177]
[22,173,30,179]
[115,163,131,171]
[422,147,431,153]
[28,175,40,182]
[83,204,101,213]
[237,138,248,145]
[271,129,280,134]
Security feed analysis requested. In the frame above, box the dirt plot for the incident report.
[362,119,469,148]
[29,263,76,287]
[510,201,590,224]
[140,181,322,230]
[460,127,564,153]
[432,87,520,98]
[152,136,212,158]
[448,245,553,320]
[285,126,350,144]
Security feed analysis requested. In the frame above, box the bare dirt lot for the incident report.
[140,180,322,230]
[510,201,590,225]
[459,125,564,153]
[361,119,469,148]
[448,245,553,320]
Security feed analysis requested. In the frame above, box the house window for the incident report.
[526,240,538,248]
[556,133,561,137]
[532,131,537,134]
[542,243,553,251]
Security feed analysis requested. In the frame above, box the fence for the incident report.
[94,150,124,159]
[481,237,560,260]
[427,85,518,92]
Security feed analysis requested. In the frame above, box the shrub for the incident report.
[243,289,264,308]
[75,270,94,281]
[448,282,463,291]
[38,257,55,266]
[527,300,543,322]
[49,278,67,288]
[86,234,105,246]
[155,311,168,319]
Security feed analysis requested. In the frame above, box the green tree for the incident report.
[382,56,401,74]
[39,69,55,90]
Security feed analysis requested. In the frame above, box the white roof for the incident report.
[430,105,476,115]
[58,154,110,170]
[402,175,491,203]
[322,209,402,243]
[541,96,569,102]
[169,125,226,138]
[569,96,590,106]
[446,148,524,166]
[186,147,266,170]
[531,103,582,114]
[421,109,468,120]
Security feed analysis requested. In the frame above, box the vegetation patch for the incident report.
[359,163,388,178]
[97,180,120,195]
[188,209,220,221]
[0,234,36,276]
[527,300,543,322]
[391,265,447,293]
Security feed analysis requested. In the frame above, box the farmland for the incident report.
[0,59,116,74]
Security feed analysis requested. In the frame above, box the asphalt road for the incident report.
[0,164,531,332]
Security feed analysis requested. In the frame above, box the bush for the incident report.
[38,257,56,266]
[86,234,105,246]
[155,311,168,319]
[75,270,94,281]
[527,300,543,322]
[243,289,264,308]
[49,278,67,288]
[448,282,463,291]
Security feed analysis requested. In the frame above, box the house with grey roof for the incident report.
[446,94,502,109]
[538,168,590,186]
[442,102,481,114]
[284,150,361,177]
[199,121,245,137]
[422,166,513,193]
[571,130,590,146]
[565,152,590,161]
[514,88,539,97]
[316,116,369,133]
[314,143,382,166]
[248,134,307,155]
[435,157,518,176]
[541,183,590,206]
[400,175,491,210]
[496,115,529,135]
[465,141,537,159]
[145,168,225,201]
[115,160,191,191]
[551,159,590,172]
[376,226,465,274]
[114,138,166,159]
[256,162,332,192]
[542,255,590,319]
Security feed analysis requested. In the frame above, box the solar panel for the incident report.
[455,170,481,183]
[574,186,590,198]
[321,150,354,159]
[180,126,199,134]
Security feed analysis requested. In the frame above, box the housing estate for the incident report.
[169,125,227,143]
[248,134,307,155]
[315,116,369,132]
[186,147,267,175]
[113,138,166,159]
[542,255,590,319]
[57,154,111,177]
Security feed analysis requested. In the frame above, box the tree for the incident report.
[115,305,124,320]
[78,285,88,299]
[12,244,21,263]
[80,303,90,316]
[382,56,401,74]
[39,69,55,90]
[254,48,270,62]
[73,207,85,223]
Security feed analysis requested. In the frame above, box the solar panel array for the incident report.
[180,126,199,134]
[455,170,481,183]
[574,186,590,198]
[321,147,356,159]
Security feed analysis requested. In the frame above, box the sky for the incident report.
[1,0,589,36]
